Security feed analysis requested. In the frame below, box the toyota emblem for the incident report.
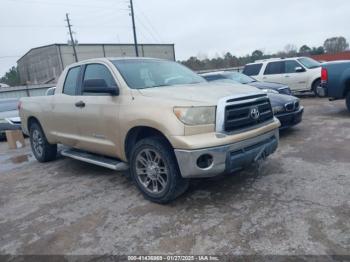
[250,107,260,120]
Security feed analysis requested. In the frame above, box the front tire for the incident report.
[130,137,189,204]
[29,122,57,162]
[346,92,350,112]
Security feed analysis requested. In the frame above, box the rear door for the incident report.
[50,66,82,146]
[74,63,121,157]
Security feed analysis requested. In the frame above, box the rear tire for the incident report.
[312,79,321,97]
[346,92,350,112]
[29,122,57,162]
[130,137,189,204]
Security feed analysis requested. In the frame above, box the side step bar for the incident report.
[61,148,129,171]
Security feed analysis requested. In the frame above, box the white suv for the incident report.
[243,57,321,94]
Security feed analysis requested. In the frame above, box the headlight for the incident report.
[174,106,216,125]
[272,106,284,114]
[262,89,279,94]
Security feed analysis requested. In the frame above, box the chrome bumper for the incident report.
[174,129,279,178]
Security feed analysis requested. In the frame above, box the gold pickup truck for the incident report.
[19,58,280,203]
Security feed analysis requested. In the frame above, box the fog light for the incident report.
[196,154,213,169]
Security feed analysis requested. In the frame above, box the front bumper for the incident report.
[174,129,279,178]
[275,107,304,130]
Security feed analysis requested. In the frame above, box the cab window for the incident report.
[264,61,284,75]
[285,60,303,73]
[243,63,263,76]
[63,66,80,95]
[83,64,116,87]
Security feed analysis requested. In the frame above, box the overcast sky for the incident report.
[1,0,350,76]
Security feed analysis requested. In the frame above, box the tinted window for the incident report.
[83,64,116,89]
[243,64,263,76]
[264,61,284,75]
[63,66,80,95]
[226,72,256,84]
[285,60,302,73]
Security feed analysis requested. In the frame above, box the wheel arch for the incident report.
[27,116,42,131]
[124,126,173,161]
[311,77,321,91]
[343,77,350,97]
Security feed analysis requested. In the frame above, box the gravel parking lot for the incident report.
[0,97,349,256]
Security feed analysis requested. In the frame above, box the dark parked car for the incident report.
[202,73,303,129]
[201,71,292,95]
[0,98,21,140]
[317,60,350,111]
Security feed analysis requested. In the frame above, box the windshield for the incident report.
[297,57,321,69]
[112,59,205,89]
[225,72,256,84]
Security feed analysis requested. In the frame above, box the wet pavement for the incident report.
[0,97,349,256]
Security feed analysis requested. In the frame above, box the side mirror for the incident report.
[83,79,119,95]
[295,66,305,73]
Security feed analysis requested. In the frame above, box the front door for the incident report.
[74,63,121,157]
[283,60,308,91]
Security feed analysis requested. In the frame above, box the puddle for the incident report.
[1,153,34,173]
[10,154,32,164]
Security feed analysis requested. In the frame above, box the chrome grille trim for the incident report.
[215,94,273,133]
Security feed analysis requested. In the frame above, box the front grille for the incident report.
[224,97,273,132]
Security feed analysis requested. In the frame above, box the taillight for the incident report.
[17,101,22,111]
[321,67,328,82]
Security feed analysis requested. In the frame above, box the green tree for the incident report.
[251,50,264,61]
[299,45,312,55]
[310,46,325,55]
[323,36,349,53]
[0,66,20,86]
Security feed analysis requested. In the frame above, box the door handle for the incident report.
[285,75,290,78]
[75,101,85,108]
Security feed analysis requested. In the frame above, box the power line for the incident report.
[139,11,164,42]
[136,16,159,43]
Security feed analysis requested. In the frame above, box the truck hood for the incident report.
[137,82,263,105]
[268,93,298,107]
[248,81,288,90]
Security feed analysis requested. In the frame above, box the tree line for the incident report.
[181,36,349,71]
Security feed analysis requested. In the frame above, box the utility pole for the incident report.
[129,0,139,57]
[65,13,78,62]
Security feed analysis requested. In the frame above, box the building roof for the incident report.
[17,43,175,63]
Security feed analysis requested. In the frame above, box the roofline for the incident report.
[17,43,175,63]
[65,57,171,68]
